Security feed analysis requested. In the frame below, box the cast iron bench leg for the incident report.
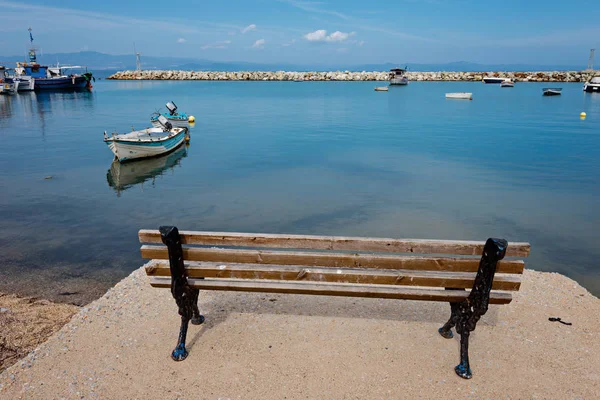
[160,226,205,361]
[440,238,508,379]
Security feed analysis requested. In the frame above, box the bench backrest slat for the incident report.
[138,230,531,258]
[147,277,514,305]
[140,245,525,274]
[146,260,523,291]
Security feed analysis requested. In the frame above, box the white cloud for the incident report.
[281,39,296,47]
[252,39,265,49]
[304,30,355,43]
[177,38,186,43]
[241,24,256,34]
[358,40,365,46]
[201,40,231,50]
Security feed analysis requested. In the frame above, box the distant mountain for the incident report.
[0,51,586,72]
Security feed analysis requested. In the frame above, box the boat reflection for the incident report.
[106,143,188,196]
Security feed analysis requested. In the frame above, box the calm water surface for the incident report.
[0,80,599,303]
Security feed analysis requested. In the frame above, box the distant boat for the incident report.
[0,67,17,95]
[500,80,514,88]
[151,101,190,128]
[389,68,408,85]
[17,29,93,91]
[583,77,600,93]
[3,67,35,91]
[374,86,389,92]
[445,92,473,100]
[543,88,562,96]
[483,77,505,84]
[104,115,188,162]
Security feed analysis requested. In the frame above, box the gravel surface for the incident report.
[0,266,598,399]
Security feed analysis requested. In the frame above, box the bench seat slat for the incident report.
[138,230,531,257]
[147,276,513,304]
[145,261,522,291]
[140,245,525,274]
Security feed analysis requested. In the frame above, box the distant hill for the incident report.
[0,51,585,72]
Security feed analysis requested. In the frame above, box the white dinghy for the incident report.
[104,115,188,162]
[445,92,473,100]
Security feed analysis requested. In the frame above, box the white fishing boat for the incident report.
[374,86,389,92]
[151,101,191,128]
[445,92,473,100]
[104,115,188,162]
[389,68,409,85]
[583,77,600,93]
[500,79,514,88]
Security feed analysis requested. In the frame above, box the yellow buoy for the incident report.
[580,112,587,119]
[188,115,195,123]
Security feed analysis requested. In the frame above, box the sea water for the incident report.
[0,80,598,303]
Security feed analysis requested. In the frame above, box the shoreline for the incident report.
[108,69,599,82]
[0,266,598,398]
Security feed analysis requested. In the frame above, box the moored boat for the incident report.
[374,86,389,92]
[500,79,514,88]
[0,67,17,95]
[151,101,191,128]
[542,88,562,96]
[389,68,409,85]
[483,77,505,84]
[583,77,600,93]
[445,92,473,100]
[18,28,93,91]
[104,115,188,162]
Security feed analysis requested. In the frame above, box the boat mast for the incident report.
[27,27,38,64]
[134,43,142,71]
[587,49,595,71]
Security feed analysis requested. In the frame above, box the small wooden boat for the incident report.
[483,77,505,84]
[445,92,472,100]
[104,115,188,162]
[543,88,562,96]
[374,86,389,92]
[500,80,514,88]
[151,101,190,128]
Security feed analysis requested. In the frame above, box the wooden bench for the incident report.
[140,226,530,379]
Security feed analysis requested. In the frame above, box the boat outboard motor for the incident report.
[165,101,178,116]
[157,115,173,131]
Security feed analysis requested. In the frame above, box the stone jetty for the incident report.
[108,70,598,82]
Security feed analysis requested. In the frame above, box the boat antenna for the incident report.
[588,49,595,71]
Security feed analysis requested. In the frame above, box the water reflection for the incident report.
[106,143,188,196]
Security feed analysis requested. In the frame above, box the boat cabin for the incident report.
[21,64,49,79]
[390,68,407,78]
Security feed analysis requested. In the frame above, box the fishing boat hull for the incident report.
[390,77,408,85]
[34,76,89,91]
[445,92,473,100]
[583,83,600,93]
[105,128,187,162]
[16,77,35,91]
[483,77,504,84]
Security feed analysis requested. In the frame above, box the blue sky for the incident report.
[0,0,599,66]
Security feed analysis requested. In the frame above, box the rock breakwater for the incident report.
[108,70,598,82]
